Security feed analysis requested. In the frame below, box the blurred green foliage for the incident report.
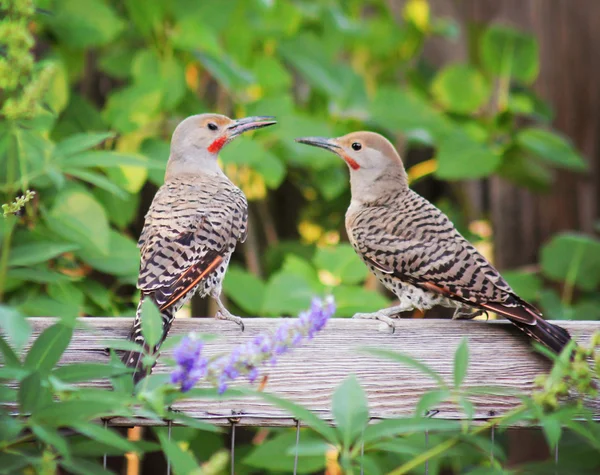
[1,0,597,320]
[1,0,600,472]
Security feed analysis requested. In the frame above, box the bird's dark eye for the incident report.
[351,142,362,151]
[207,122,218,131]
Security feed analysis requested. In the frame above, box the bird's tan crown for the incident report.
[337,131,402,164]
[196,114,233,129]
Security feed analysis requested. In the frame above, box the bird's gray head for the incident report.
[166,113,276,180]
[295,131,408,202]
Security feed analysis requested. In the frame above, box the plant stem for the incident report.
[0,130,18,300]
[387,407,526,475]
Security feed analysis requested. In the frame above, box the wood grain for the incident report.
[11,318,598,427]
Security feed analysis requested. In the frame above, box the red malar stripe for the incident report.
[207,136,227,154]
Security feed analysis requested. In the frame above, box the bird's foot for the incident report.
[452,308,488,321]
[352,311,397,333]
[215,310,245,331]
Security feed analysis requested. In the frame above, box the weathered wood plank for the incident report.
[12,318,600,426]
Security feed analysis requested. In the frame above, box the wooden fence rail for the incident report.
[17,318,600,427]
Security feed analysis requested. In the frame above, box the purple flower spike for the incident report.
[170,296,335,394]
[170,335,208,392]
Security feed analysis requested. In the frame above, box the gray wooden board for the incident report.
[7,318,600,427]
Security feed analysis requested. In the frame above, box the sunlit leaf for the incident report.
[0,305,31,350]
[24,323,73,373]
[8,242,79,267]
[453,338,469,388]
[431,65,490,114]
[332,375,369,448]
[47,186,111,255]
[223,266,266,315]
[517,128,587,171]
[155,429,202,475]
[541,233,600,291]
[141,299,162,350]
[481,25,539,83]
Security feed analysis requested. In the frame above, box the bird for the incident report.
[296,131,571,355]
[122,113,276,382]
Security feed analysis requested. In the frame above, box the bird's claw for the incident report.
[215,311,245,331]
[353,312,396,334]
[452,308,488,321]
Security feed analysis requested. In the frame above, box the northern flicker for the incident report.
[123,113,276,382]
[296,132,571,354]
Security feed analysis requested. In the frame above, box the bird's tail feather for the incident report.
[513,315,572,355]
[482,301,572,355]
[121,297,174,384]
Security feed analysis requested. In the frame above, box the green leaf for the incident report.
[262,272,317,316]
[7,267,74,286]
[431,65,490,114]
[71,422,139,453]
[244,431,326,473]
[19,371,42,414]
[540,414,562,449]
[171,18,222,55]
[33,400,119,426]
[0,305,31,350]
[132,51,186,109]
[24,323,73,373]
[47,186,111,255]
[94,188,140,229]
[331,286,390,317]
[45,0,125,48]
[332,375,369,448]
[0,453,31,473]
[195,52,254,93]
[220,139,286,189]
[223,266,266,315]
[314,244,368,285]
[80,230,140,278]
[55,132,114,157]
[19,296,80,321]
[362,417,460,445]
[61,151,164,170]
[60,458,113,475]
[32,424,70,458]
[43,60,69,116]
[141,299,162,350]
[453,338,469,388]
[0,335,20,367]
[517,128,587,171]
[435,131,501,180]
[103,85,162,133]
[361,348,446,387]
[279,34,343,98]
[8,242,79,267]
[155,429,202,475]
[254,391,339,444]
[502,271,543,301]
[64,168,129,200]
[167,412,221,433]
[123,0,166,38]
[481,26,539,83]
[141,138,169,186]
[53,363,128,383]
[540,233,600,291]
[415,389,450,417]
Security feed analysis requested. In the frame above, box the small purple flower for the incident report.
[170,296,336,393]
[170,335,208,392]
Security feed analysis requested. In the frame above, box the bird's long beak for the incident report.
[295,136,341,153]
[227,116,277,138]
